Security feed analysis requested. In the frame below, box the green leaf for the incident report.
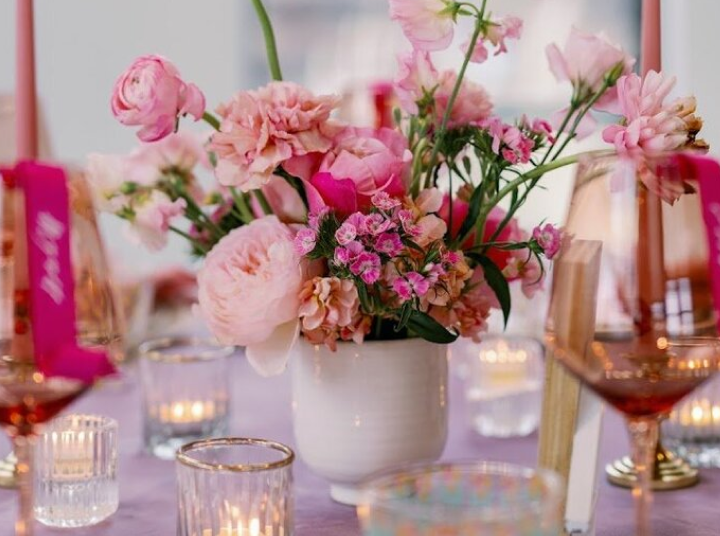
[395,302,413,332]
[455,184,484,245]
[466,253,512,328]
[357,283,372,314]
[407,310,458,344]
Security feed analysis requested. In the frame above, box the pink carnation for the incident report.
[111,55,205,142]
[196,216,304,374]
[389,0,454,51]
[298,276,366,350]
[209,82,340,191]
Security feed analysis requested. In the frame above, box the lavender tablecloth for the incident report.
[1,353,719,536]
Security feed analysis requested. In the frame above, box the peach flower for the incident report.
[209,82,340,192]
[196,216,304,376]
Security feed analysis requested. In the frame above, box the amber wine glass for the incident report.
[0,167,124,536]
[545,153,720,536]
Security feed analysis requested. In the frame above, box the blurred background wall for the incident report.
[0,0,718,278]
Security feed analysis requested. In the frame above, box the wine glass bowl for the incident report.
[545,152,720,536]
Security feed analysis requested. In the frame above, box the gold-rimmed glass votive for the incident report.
[139,338,234,460]
[357,462,563,536]
[176,438,294,536]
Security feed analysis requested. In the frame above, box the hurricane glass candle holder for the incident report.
[357,462,563,536]
[139,337,233,460]
[176,438,294,536]
[34,414,118,528]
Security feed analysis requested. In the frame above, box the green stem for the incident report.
[250,0,283,81]
[423,11,484,187]
[202,111,221,131]
[254,189,274,215]
[230,187,254,223]
[170,225,209,254]
[539,104,577,166]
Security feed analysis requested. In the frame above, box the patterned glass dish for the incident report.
[176,438,294,536]
[357,462,563,536]
[34,414,118,528]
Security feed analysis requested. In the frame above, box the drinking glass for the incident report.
[357,461,563,535]
[545,152,720,536]
[0,167,124,536]
[34,414,119,527]
[176,438,295,536]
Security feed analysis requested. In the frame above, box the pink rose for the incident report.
[125,191,186,251]
[209,82,340,192]
[196,216,304,375]
[111,55,206,142]
[546,27,634,112]
[389,0,454,51]
[286,127,410,215]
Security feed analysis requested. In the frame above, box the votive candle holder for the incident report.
[139,337,234,460]
[176,438,294,536]
[34,414,119,528]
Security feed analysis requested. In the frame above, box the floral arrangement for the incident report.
[90,0,705,375]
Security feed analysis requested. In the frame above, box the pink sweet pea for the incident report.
[111,55,205,142]
[395,50,440,115]
[389,0,455,51]
[126,191,186,251]
[462,16,523,64]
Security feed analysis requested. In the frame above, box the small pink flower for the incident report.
[335,222,358,245]
[365,213,396,236]
[126,191,186,251]
[462,16,523,64]
[308,207,330,230]
[111,55,205,142]
[295,228,318,255]
[298,277,362,351]
[424,262,446,284]
[347,213,369,235]
[533,224,563,259]
[374,232,404,257]
[351,252,382,284]
[504,253,545,299]
[209,82,340,191]
[372,191,401,210]
[393,278,413,302]
[406,271,430,296]
[389,0,454,51]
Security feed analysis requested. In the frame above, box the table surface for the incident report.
[1,353,719,536]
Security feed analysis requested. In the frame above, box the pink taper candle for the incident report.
[16,0,38,160]
[641,0,661,75]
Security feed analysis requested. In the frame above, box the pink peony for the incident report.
[209,82,340,191]
[463,15,523,64]
[546,27,634,113]
[196,216,304,375]
[286,127,410,215]
[394,51,493,127]
[111,55,205,142]
[389,0,454,51]
[125,191,186,251]
[298,276,367,350]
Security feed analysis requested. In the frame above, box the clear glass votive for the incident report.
[664,374,720,467]
[357,462,563,536]
[34,414,118,528]
[139,337,234,460]
[457,336,544,438]
[176,438,294,536]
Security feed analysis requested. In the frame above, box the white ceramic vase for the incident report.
[291,337,448,505]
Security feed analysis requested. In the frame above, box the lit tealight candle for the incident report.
[476,339,538,391]
[50,425,95,480]
[157,400,217,424]
[201,518,269,536]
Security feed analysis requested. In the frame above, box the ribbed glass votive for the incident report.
[357,462,563,536]
[176,438,294,536]
[34,414,118,528]
[139,337,233,460]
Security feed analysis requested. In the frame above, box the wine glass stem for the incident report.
[627,416,659,536]
[12,434,35,536]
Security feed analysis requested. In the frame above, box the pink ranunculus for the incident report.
[125,191,186,251]
[389,0,454,51]
[209,82,341,192]
[546,27,634,112]
[196,216,304,375]
[111,55,206,142]
[298,276,363,351]
[292,127,410,215]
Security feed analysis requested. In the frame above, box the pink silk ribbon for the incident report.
[14,161,116,382]
[674,153,720,331]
